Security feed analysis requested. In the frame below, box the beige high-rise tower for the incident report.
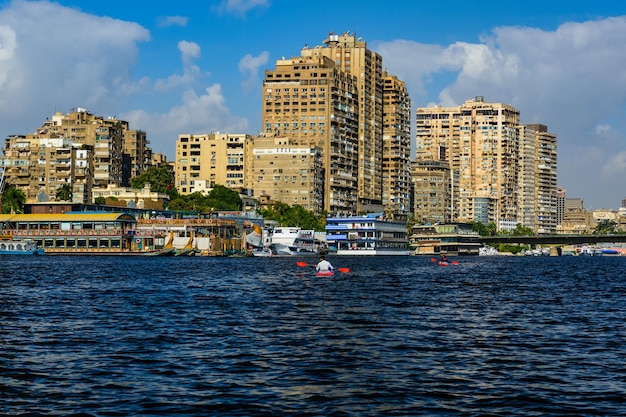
[304,32,384,213]
[416,97,521,227]
[415,97,557,232]
[528,124,557,234]
[382,71,411,221]
[262,53,359,214]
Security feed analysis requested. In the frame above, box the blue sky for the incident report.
[1,0,625,209]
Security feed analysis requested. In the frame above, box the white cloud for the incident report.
[179,40,201,62]
[238,51,269,92]
[374,16,626,208]
[157,16,188,28]
[0,0,149,127]
[216,0,269,16]
[152,41,204,91]
[602,151,626,177]
[122,84,249,156]
[0,1,248,163]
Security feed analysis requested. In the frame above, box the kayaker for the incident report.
[316,255,334,273]
[440,254,448,263]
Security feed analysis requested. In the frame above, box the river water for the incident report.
[1,255,625,416]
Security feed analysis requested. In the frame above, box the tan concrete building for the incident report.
[33,108,128,188]
[415,97,557,232]
[556,198,594,234]
[0,136,94,204]
[528,124,558,233]
[410,158,452,224]
[382,72,411,222]
[518,124,537,230]
[92,183,169,210]
[302,32,385,212]
[262,53,359,214]
[124,129,151,182]
[175,133,252,195]
[247,135,325,214]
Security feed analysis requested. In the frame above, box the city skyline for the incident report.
[0,1,625,209]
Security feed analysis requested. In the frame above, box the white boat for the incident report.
[325,214,410,256]
[247,225,323,256]
[0,239,45,255]
[251,242,316,257]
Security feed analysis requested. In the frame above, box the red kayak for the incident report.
[316,270,334,276]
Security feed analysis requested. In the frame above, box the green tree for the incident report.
[511,223,535,236]
[130,166,177,200]
[55,183,72,201]
[1,184,25,214]
[259,202,326,231]
[95,196,106,205]
[594,219,617,235]
[471,221,498,236]
[206,185,242,211]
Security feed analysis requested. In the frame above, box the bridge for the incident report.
[479,234,626,246]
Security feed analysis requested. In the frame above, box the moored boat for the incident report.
[325,213,410,256]
[0,239,45,255]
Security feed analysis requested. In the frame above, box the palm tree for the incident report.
[1,184,26,214]
[55,183,72,201]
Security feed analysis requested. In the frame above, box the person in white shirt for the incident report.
[316,256,333,273]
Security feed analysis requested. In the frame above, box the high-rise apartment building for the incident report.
[24,108,151,190]
[0,136,94,203]
[303,32,385,212]
[410,158,452,224]
[246,135,325,214]
[175,133,251,195]
[262,53,359,214]
[124,129,150,183]
[528,124,558,233]
[264,32,409,215]
[556,187,566,226]
[415,97,557,232]
[382,71,411,221]
[518,124,537,230]
[32,108,129,188]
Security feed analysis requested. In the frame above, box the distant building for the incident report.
[382,71,411,222]
[414,97,557,233]
[92,183,169,210]
[309,32,386,213]
[247,135,325,214]
[262,51,359,215]
[556,187,566,226]
[175,133,252,195]
[0,135,94,204]
[1,108,153,204]
[410,158,452,224]
[557,198,594,234]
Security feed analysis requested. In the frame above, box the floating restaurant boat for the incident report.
[325,213,410,256]
[0,212,245,256]
[409,223,481,256]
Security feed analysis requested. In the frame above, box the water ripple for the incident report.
[1,256,625,415]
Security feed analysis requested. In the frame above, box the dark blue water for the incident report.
[1,255,625,416]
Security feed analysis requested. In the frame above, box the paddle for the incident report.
[296,261,350,273]
[431,257,459,265]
